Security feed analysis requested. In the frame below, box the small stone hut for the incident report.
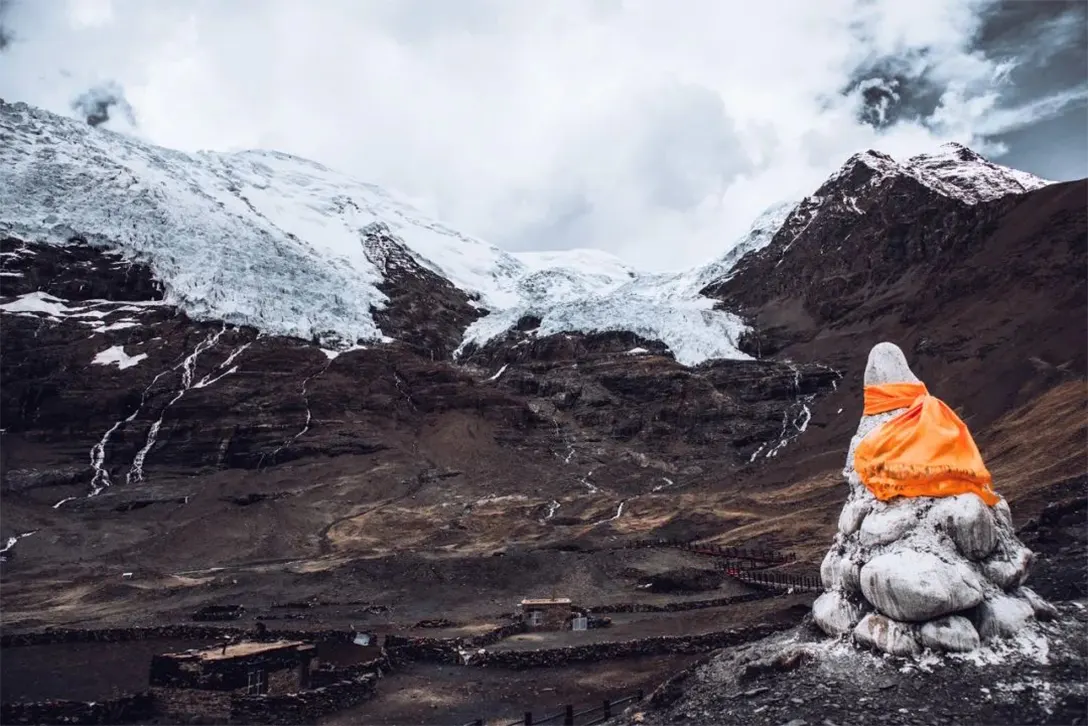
[519,598,573,630]
[149,640,315,722]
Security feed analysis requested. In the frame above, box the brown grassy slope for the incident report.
[711,378,1087,566]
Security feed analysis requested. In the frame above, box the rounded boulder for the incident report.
[860,549,984,622]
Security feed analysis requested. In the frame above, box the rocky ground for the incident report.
[623,601,1088,726]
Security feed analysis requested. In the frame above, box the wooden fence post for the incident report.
[564,705,574,725]
[603,699,612,718]
[524,711,533,725]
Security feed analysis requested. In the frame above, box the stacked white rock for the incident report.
[812,342,1057,656]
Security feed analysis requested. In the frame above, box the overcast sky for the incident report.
[1,0,1085,271]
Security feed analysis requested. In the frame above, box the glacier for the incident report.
[0,100,1053,366]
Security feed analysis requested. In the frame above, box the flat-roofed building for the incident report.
[149,640,315,722]
[518,598,573,630]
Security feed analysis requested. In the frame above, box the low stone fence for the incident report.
[467,622,791,670]
[383,621,527,664]
[383,634,463,665]
[465,621,527,647]
[311,656,390,687]
[0,693,155,725]
[628,538,797,564]
[0,625,357,648]
[229,674,379,725]
[586,591,776,614]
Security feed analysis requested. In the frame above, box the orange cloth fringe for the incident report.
[854,382,999,506]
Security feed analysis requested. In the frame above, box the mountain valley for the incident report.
[1,98,1085,725]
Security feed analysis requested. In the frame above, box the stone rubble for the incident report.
[812,342,1053,656]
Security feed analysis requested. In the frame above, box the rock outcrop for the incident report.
[812,342,1055,655]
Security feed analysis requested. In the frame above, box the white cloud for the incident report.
[66,0,114,29]
[1,0,1084,271]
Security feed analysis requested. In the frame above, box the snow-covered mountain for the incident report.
[823,144,1051,205]
[0,99,1053,366]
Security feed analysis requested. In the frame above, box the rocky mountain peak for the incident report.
[813,143,1049,209]
[906,142,1051,204]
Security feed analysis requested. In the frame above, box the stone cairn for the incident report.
[812,342,1057,655]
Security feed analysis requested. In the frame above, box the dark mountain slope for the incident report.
[709,177,1087,492]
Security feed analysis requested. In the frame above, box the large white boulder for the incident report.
[821,548,847,590]
[864,342,922,385]
[838,497,871,536]
[976,593,1035,641]
[859,502,918,548]
[853,613,921,656]
[919,615,981,652]
[982,543,1034,591]
[813,590,867,636]
[841,557,862,592]
[860,550,984,622]
[928,494,997,561]
[1018,586,1059,621]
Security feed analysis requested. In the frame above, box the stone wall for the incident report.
[0,693,155,725]
[383,634,462,665]
[0,625,356,648]
[465,621,527,647]
[315,640,384,666]
[379,623,527,665]
[150,686,233,724]
[587,591,776,614]
[469,623,790,670]
[228,674,378,725]
[311,657,389,687]
[268,667,304,695]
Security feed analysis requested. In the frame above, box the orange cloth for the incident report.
[854,382,999,506]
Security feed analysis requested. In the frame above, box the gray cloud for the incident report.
[71,81,136,128]
[0,0,1084,271]
[0,0,14,53]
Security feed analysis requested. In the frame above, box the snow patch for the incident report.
[0,530,36,561]
[485,364,509,382]
[541,500,561,523]
[652,476,675,493]
[321,344,365,360]
[0,291,70,316]
[91,345,148,370]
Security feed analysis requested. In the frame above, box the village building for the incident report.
[149,640,315,722]
[519,598,580,631]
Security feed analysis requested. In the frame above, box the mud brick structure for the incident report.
[519,598,573,630]
[149,640,315,723]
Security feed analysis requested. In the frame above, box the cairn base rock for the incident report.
[860,550,984,622]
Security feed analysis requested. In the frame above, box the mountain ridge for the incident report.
[1,99,1053,367]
